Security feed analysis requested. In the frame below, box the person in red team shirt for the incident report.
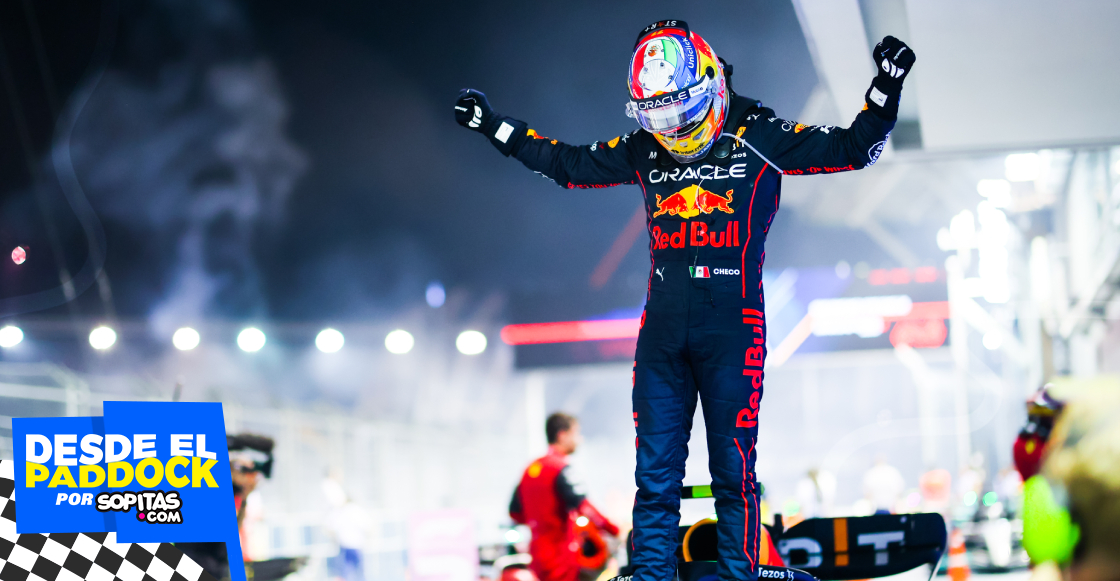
[510,413,620,581]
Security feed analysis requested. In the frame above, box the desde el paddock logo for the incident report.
[24,429,218,526]
[14,402,248,581]
[24,431,222,524]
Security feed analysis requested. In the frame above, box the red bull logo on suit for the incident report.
[651,221,740,250]
[650,184,739,250]
[652,184,735,219]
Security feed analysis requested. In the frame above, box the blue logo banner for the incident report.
[12,416,111,533]
[13,402,246,581]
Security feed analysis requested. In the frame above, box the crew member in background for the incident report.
[862,455,905,514]
[510,413,620,581]
[323,473,370,581]
[228,433,275,530]
[178,433,275,580]
[794,467,836,518]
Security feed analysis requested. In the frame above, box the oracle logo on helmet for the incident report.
[634,90,691,111]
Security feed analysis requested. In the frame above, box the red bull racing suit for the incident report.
[489,95,894,581]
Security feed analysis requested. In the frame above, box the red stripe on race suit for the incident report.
[735,438,755,569]
[742,165,768,298]
[748,437,759,571]
[638,171,654,300]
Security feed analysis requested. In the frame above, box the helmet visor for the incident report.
[626,74,714,133]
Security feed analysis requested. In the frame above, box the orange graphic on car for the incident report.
[652,185,735,219]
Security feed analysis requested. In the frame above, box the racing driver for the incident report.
[455,20,915,581]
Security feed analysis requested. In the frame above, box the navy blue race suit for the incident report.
[486,95,893,581]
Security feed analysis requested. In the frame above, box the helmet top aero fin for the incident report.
[634,20,690,48]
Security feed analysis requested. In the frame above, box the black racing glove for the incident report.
[454,89,527,156]
[864,36,915,119]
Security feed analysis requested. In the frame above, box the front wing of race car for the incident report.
[773,512,947,580]
[659,485,948,581]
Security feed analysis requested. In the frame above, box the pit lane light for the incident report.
[976,201,1011,303]
[426,281,446,308]
[976,179,1011,208]
[385,329,414,354]
[237,327,266,352]
[936,205,1011,304]
[316,328,344,353]
[89,326,117,350]
[456,330,487,355]
[937,209,976,252]
[173,327,201,351]
[0,325,23,348]
[1004,152,1041,182]
[808,295,913,338]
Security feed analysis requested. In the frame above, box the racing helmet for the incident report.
[1026,383,1065,419]
[625,20,728,163]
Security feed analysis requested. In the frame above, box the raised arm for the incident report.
[455,89,639,189]
[745,36,915,175]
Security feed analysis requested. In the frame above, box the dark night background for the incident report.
[0,0,899,331]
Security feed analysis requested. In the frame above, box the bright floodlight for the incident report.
[237,327,266,352]
[172,327,200,351]
[456,330,487,355]
[948,210,976,248]
[89,326,117,350]
[0,326,23,348]
[983,331,1002,351]
[316,328,345,353]
[426,281,446,308]
[385,329,414,354]
[976,179,1011,207]
[1004,153,1040,182]
[504,529,520,543]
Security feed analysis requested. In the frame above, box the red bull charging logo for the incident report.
[652,184,734,219]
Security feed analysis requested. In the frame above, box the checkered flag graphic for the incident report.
[0,460,217,581]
